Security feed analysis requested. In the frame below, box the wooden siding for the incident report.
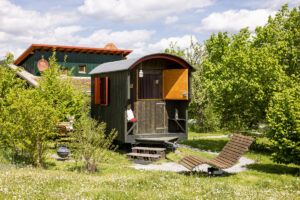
[134,100,168,134]
[20,50,124,77]
[91,71,128,142]
[19,53,35,75]
[91,57,191,144]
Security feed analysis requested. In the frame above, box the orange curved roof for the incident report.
[14,44,133,65]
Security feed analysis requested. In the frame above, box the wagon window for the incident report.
[95,77,109,106]
[138,70,162,99]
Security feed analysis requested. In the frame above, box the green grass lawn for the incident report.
[0,132,299,199]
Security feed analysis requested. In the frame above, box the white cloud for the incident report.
[164,16,179,24]
[78,0,213,23]
[196,9,276,33]
[128,35,198,58]
[78,29,155,50]
[0,0,79,58]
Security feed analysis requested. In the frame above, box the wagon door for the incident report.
[163,69,188,100]
[135,70,167,134]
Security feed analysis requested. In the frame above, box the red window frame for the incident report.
[94,77,109,106]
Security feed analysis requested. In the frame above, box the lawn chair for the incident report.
[179,134,254,175]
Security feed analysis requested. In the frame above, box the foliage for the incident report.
[71,117,118,173]
[202,5,300,130]
[164,39,221,131]
[0,51,88,167]
[38,51,89,121]
[266,84,300,164]
[0,53,26,110]
[1,89,59,166]
[0,55,59,166]
[203,28,288,130]
[254,5,300,78]
[0,54,26,148]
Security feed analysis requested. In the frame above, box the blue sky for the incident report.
[1,0,299,59]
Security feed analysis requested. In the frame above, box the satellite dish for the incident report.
[37,59,49,72]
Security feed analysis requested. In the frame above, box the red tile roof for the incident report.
[14,44,133,65]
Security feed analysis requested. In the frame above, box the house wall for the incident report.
[91,70,129,143]
[19,53,35,74]
[19,50,124,77]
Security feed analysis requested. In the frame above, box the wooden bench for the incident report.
[179,134,254,172]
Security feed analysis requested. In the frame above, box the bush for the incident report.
[1,89,59,166]
[189,102,221,132]
[38,51,89,121]
[71,117,118,173]
[266,84,300,164]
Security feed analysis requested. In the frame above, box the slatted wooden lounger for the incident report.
[179,134,255,172]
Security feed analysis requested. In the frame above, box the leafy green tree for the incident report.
[38,51,89,121]
[254,4,300,78]
[71,117,118,173]
[0,53,25,106]
[0,53,26,148]
[2,89,59,166]
[203,27,289,129]
[164,40,214,130]
[0,51,89,167]
[266,84,300,164]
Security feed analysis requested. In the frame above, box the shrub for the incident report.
[38,51,89,121]
[71,117,118,173]
[1,89,59,166]
[266,84,300,164]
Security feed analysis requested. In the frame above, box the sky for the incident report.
[0,0,299,59]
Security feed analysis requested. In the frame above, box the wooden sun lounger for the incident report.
[179,134,254,171]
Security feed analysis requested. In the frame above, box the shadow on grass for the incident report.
[43,161,57,169]
[180,139,228,152]
[247,163,300,176]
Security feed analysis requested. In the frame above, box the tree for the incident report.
[164,39,212,130]
[0,53,27,148]
[71,117,118,173]
[266,84,300,164]
[0,51,89,167]
[2,89,59,166]
[254,4,300,78]
[38,51,89,121]
[203,26,290,129]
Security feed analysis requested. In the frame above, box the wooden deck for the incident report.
[135,136,178,144]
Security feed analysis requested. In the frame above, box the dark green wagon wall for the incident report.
[19,50,125,77]
[91,71,129,142]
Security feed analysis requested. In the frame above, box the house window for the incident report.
[138,70,162,99]
[95,77,109,106]
[78,65,86,73]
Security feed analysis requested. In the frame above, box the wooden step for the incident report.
[132,146,166,158]
[126,152,161,162]
[132,147,166,151]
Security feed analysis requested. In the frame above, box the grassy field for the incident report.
[0,132,299,199]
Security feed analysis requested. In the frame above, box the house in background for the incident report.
[14,43,132,77]
[10,43,132,93]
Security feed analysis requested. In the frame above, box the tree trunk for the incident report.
[198,102,204,128]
